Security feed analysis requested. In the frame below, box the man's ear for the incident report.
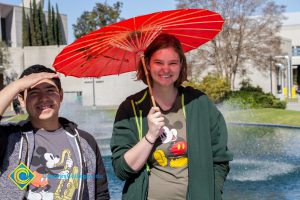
[17,94,25,108]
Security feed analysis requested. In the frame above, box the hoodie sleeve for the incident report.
[0,123,12,169]
[110,99,141,181]
[208,100,233,199]
[0,132,8,169]
[95,143,110,200]
[77,127,110,200]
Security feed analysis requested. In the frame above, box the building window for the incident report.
[1,18,7,44]
[292,46,300,56]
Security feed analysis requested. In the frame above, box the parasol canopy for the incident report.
[53,8,224,78]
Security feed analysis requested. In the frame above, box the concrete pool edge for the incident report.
[228,122,300,129]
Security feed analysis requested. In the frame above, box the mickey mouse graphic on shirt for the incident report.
[154,119,188,168]
[27,146,78,200]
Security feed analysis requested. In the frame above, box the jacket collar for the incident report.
[131,86,186,107]
[18,117,78,135]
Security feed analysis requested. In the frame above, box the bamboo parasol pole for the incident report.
[140,55,157,107]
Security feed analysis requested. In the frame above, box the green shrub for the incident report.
[224,91,258,109]
[257,94,274,108]
[239,79,263,93]
[184,73,230,103]
[272,99,287,109]
[223,80,286,109]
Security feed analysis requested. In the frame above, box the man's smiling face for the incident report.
[21,79,63,124]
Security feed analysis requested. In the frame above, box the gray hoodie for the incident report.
[0,117,110,200]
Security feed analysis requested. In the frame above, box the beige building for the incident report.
[252,12,300,98]
[278,12,300,96]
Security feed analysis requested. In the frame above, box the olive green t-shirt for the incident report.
[148,94,188,200]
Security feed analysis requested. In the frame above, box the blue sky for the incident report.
[2,0,300,44]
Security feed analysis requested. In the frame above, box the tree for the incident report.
[0,41,9,67]
[38,2,47,45]
[47,0,54,45]
[176,0,285,89]
[29,1,37,46]
[22,0,64,46]
[0,41,11,89]
[55,3,65,45]
[52,6,57,44]
[33,0,42,45]
[73,1,123,39]
[22,4,30,47]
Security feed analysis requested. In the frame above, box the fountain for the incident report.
[60,95,114,156]
[223,125,300,200]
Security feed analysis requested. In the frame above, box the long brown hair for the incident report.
[136,33,187,87]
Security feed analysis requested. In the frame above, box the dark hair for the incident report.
[19,64,61,96]
[136,33,187,87]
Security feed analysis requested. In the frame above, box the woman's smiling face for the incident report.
[149,47,181,89]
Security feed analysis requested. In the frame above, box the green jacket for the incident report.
[111,86,233,200]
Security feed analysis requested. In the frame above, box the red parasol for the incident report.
[53,8,224,105]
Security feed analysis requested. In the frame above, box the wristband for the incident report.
[145,135,155,145]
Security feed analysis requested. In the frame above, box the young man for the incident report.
[0,65,110,200]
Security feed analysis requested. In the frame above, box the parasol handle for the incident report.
[140,55,156,107]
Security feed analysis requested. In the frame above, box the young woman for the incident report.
[111,33,233,200]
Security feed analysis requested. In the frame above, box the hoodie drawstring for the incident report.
[18,135,24,164]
